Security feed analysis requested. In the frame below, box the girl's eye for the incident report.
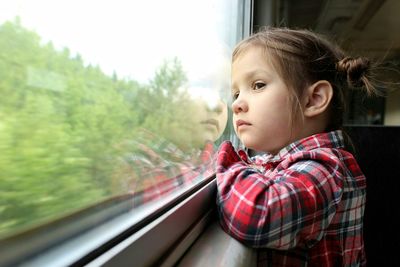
[253,81,266,90]
[232,91,239,100]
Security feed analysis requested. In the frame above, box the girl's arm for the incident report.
[216,141,343,249]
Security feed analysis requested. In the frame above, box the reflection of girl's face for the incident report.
[194,95,228,143]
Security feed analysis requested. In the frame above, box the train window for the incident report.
[0,0,250,266]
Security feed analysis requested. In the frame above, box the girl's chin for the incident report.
[240,140,258,151]
[240,141,278,155]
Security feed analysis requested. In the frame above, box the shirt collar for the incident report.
[269,130,345,162]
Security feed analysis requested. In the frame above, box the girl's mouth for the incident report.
[236,119,251,128]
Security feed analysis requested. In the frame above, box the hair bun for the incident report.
[337,57,370,88]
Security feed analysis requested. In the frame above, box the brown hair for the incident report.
[232,27,379,131]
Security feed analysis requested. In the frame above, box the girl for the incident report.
[216,27,379,266]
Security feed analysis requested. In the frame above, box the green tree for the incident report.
[0,18,201,237]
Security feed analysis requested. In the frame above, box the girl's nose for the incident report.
[232,96,248,114]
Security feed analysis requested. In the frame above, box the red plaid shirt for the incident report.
[114,133,215,206]
[131,144,215,205]
[216,131,366,267]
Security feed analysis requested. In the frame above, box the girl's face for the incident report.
[231,46,301,154]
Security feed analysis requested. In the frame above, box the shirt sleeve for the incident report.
[216,142,344,249]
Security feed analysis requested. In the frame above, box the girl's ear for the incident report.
[303,80,333,118]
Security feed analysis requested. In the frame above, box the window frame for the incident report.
[0,176,213,267]
[0,1,253,266]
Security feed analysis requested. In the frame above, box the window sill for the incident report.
[176,220,257,267]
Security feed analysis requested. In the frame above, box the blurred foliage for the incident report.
[0,18,204,237]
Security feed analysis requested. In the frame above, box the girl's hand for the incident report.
[216,141,242,169]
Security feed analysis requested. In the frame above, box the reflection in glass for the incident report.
[0,0,239,240]
[112,59,230,205]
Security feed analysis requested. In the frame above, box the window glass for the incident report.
[0,0,242,240]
